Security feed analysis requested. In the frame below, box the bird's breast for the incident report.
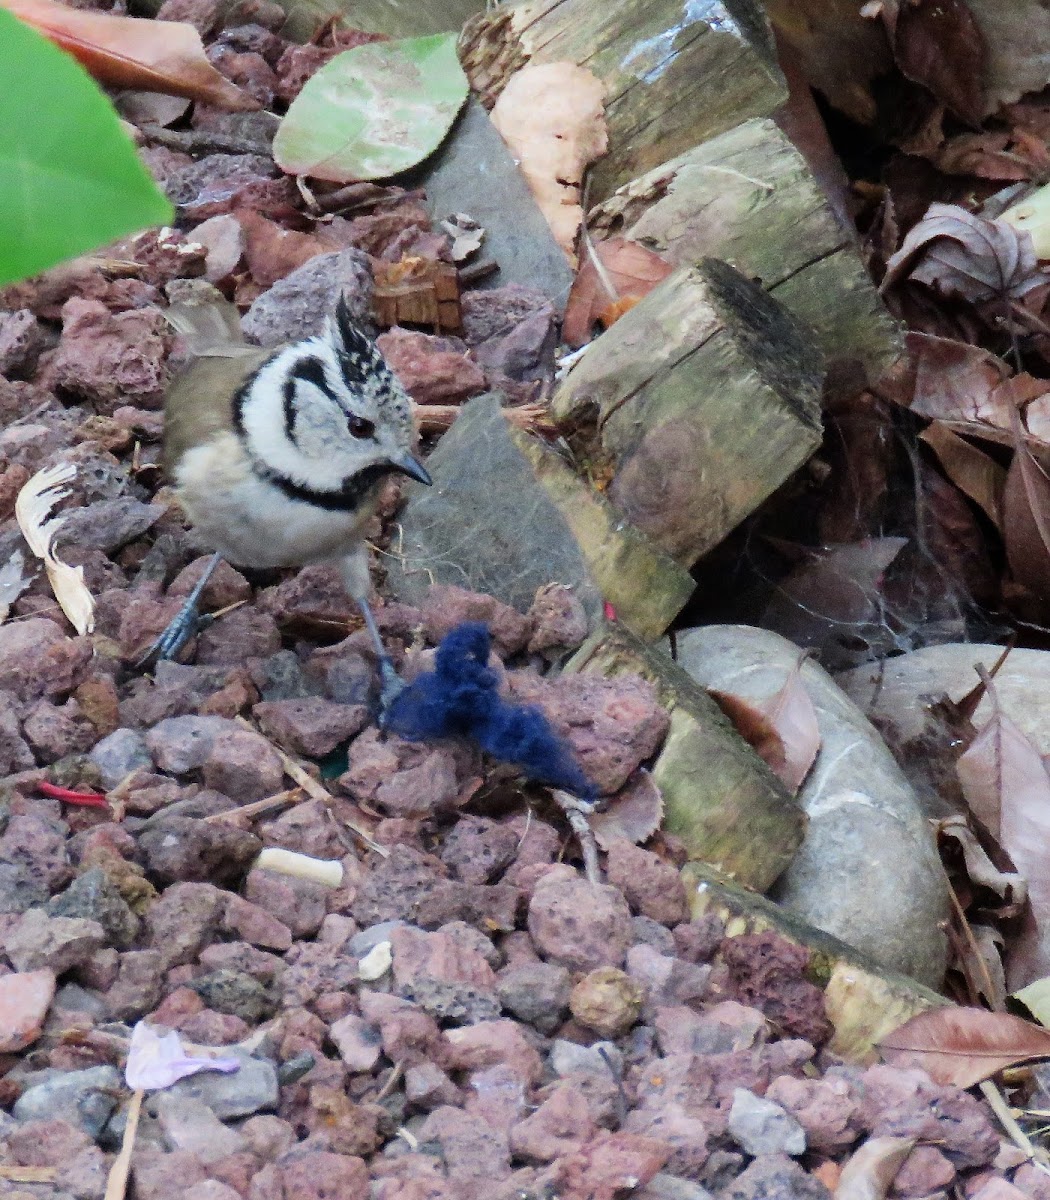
[174,433,373,569]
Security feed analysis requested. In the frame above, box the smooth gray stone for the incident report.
[165,1053,279,1119]
[89,728,152,791]
[387,394,602,622]
[49,866,140,949]
[409,99,575,310]
[673,624,950,988]
[13,1065,122,1138]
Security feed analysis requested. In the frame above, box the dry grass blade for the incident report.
[14,462,95,634]
[0,1168,58,1183]
[203,787,304,824]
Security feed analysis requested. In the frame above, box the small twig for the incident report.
[458,259,500,285]
[551,789,601,884]
[376,1059,405,1102]
[945,876,1001,1007]
[138,122,273,158]
[596,1046,628,1129]
[234,716,388,857]
[0,1167,57,1183]
[312,182,404,215]
[579,174,618,303]
[203,787,304,824]
[414,402,555,436]
[103,1088,144,1200]
[208,598,248,621]
[980,1080,1050,1171]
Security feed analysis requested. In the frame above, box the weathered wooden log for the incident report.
[684,862,945,1062]
[589,118,904,383]
[552,258,824,568]
[678,624,950,988]
[565,623,806,892]
[458,0,787,201]
[386,394,694,640]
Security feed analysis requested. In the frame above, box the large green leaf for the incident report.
[273,33,468,183]
[0,9,174,286]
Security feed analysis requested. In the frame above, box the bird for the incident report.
[146,291,431,711]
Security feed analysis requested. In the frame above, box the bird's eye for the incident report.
[347,414,375,439]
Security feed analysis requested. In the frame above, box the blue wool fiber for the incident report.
[385,622,597,800]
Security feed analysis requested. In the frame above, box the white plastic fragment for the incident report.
[254,846,344,888]
[358,940,393,982]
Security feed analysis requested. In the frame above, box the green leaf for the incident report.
[0,9,174,286]
[1015,976,1050,1027]
[273,33,468,183]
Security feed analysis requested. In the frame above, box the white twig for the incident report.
[552,789,602,884]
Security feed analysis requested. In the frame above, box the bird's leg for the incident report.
[338,546,404,720]
[136,551,223,667]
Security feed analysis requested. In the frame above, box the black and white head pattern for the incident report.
[232,294,415,511]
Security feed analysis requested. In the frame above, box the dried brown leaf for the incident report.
[882,202,1049,303]
[833,1135,916,1200]
[711,655,820,796]
[490,62,607,266]
[893,0,986,125]
[562,237,673,348]
[1002,413,1050,601]
[1,0,259,111]
[760,538,908,668]
[905,331,1010,422]
[933,129,1050,182]
[920,422,1006,531]
[590,770,664,851]
[879,1005,1050,1087]
[957,686,1050,988]
[709,690,786,779]
[938,815,1026,905]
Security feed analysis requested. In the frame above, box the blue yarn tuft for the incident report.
[385,622,596,800]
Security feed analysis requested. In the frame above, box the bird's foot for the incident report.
[135,600,214,668]
[377,657,407,728]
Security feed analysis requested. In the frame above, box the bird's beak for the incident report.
[388,450,432,486]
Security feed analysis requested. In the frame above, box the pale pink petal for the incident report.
[125,1021,241,1091]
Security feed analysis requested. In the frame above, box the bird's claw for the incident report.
[135,602,213,668]
[377,657,407,729]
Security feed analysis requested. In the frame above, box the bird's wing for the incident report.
[164,295,247,356]
[162,351,270,477]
